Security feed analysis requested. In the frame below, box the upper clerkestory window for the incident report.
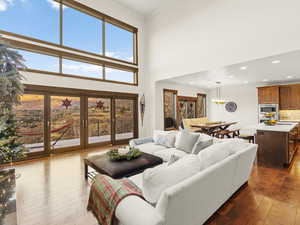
[0,0,138,85]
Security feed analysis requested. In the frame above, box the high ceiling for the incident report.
[163,50,300,89]
[113,0,162,15]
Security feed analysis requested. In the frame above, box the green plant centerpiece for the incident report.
[0,39,28,167]
[107,146,142,161]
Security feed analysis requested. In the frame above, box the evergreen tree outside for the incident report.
[0,39,28,164]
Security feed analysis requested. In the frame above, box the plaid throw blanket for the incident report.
[87,174,143,225]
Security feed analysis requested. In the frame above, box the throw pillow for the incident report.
[142,155,201,204]
[192,134,214,154]
[175,130,199,154]
[153,130,170,143]
[198,142,232,170]
[155,133,177,148]
[175,130,199,153]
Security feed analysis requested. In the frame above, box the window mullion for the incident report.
[102,19,106,56]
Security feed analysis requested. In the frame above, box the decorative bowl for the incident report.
[107,147,142,161]
[264,120,277,126]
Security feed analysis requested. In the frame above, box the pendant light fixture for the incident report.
[212,82,227,104]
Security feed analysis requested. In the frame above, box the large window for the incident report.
[62,59,103,79]
[0,0,59,43]
[18,49,60,73]
[105,23,134,63]
[0,0,138,85]
[63,7,103,53]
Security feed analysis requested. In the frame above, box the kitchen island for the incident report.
[256,122,298,168]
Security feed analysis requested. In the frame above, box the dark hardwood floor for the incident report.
[11,147,300,225]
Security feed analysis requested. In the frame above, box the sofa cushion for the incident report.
[154,148,188,162]
[198,142,232,169]
[155,132,177,148]
[175,130,199,153]
[192,134,214,154]
[137,142,167,154]
[142,155,202,204]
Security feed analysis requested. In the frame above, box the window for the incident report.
[1,0,138,85]
[18,49,59,73]
[105,23,134,63]
[0,0,59,43]
[105,67,135,84]
[62,59,103,79]
[63,7,103,53]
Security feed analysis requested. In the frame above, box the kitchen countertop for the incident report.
[280,119,300,122]
[257,122,297,132]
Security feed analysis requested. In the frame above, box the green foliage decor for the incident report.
[107,147,142,161]
[0,39,28,164]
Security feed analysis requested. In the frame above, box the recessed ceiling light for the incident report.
[243,81,249,84]
[272,60,280,64]
[228,75,234,78]
[240,66,248,70]
[263,79,269,82]
[286,75,294,79]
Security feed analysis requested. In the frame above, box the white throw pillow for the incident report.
[153,130,177,148]
[142,155,202,204]
[198,142,232,170]
[192,134,214,154]
[175,130,199,153]
[155,133,177,148]
[153,130,170,142]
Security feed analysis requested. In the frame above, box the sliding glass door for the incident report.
[114,98,136,143]
[16,86,138,156]
[86,97,112,147]
[50,95,82,151]
[15,94,46,155]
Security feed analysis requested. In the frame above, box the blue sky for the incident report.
[0,0,134,83]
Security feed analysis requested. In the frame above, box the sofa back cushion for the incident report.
[192,134,214,154]
[198,142,232,170]
[175,130,199,153]
[142,155,201,204]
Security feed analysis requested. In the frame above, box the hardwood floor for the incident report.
[11,147,300,225]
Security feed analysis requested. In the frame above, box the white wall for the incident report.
[208,84,259,128]
[147,0,300,81]
[155,81,208,130]
[21,0,151,137]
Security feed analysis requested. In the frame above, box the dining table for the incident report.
[191,121,237,136]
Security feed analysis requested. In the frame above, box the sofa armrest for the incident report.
[129,137,154,147]
[116,196,164,225]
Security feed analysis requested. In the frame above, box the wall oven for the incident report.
[258,104,279,123]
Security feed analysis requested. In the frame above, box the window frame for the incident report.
[0,0,138,86]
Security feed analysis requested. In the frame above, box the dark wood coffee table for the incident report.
[84,152,163,179]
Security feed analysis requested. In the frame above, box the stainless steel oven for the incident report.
[258,104,279,123]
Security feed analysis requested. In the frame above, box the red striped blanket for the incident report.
[87,174,143,225]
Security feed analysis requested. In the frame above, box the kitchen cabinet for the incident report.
[256,124,298,167]
[258,86,279,104]
[279,84,300,110]
[280,85,291,110]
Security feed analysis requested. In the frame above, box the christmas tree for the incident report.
[0,39,27,164]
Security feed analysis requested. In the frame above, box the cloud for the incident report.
[106,51,121,58]
[46,0,67,10]
[0,0,13,11]
[62,63,102,74]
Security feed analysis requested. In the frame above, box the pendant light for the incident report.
[212,82,227,104]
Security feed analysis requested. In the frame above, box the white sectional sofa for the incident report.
[115,130,257,225]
